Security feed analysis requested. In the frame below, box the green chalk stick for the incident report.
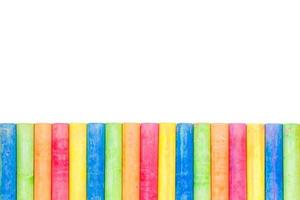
[17,124,34,200]
[105,123,122,200]
[194,123,211,200]
[284,124,300,200]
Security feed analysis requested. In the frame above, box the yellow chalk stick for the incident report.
[158,123,176,200]
[69,123,87,200]
[247,124,265,200]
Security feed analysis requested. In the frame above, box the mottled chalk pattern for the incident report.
[176,123,194,200]
[34,124,52,200]
[87,123,105,200]
[158,123,176,200]
[284,124,300,200]
[70,124,87,200]
[140,123,158,200]
[17,124,34,200]
[194,124,210,200]
[211,124,229,200]
[105,123,122,200]
[122,123,140,200]
[247,124,265,200]
[52,124,69,200]
[229,124,246,200]
[0,124,17,200]
[266,124,283,200]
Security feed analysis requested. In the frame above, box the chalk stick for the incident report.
[247,124,265,200]
[140,123,158,200]
[34,123,51,200]
[87,123,105,200]
[229,124,246,200]
[265,124,283,200]
[0,124,17,200]
[211,124,229,200]
[158,123,176,200]
[17,123,34,200]
[176,123,193,200]
[284,124,300,200]
[52,123,69,200]
[194,123,210,200]
[123,123,140,200]
[105,123,122,200]
[69,123,87,200]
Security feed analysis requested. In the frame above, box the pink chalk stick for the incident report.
[52,124,69,200]
[229,124,247,200]
[140,123,158,200]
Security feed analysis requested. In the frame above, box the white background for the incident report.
[0,0,299,123]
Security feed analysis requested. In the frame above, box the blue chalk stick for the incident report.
[265,124,283,200]
[87,123,105,200]
[176,123,194,200]
[0,124,17,200]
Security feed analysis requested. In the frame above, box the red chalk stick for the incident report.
[52,124,69,200]
[229,124,246,200]
[140,123,158,200]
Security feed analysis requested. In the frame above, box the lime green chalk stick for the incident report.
[284,124,300,200]
[105,123,122,200]
[194,123,211,200]
[17,124,34,200]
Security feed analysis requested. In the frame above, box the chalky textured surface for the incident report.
[247,124,265,200]
[176,123,193,200]
[122,123,140,200]
[52,124,69,200]
[211,124,229,200]
[0,124,17,200]
[105,123,122,200]
[17,124,34,200]
[229,124,246,200]
[140,123,158,200]
[194,123,210,200]
[158,123,176,200]
[70,123,87,200]
[34,124,51,200]
[266,124,283,200]
[284,124,300,200]
[87,123,105,200]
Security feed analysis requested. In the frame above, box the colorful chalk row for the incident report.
[0,123,298,200]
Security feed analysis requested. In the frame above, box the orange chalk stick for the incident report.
[122,123,140,200]
[211,124,229,200]
[34,123,52,200]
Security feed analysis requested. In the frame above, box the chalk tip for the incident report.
[265,123,283,128]
[160,122,176,125]
[229,123,246,131]
[177,123,193,131]
[177,122,193,126]
[0,123,16,126]
[17,123,34,129]
[123,122,140,126]
[52,122,69,125]
[247,123,264,125]
[69,122,86,125]
[106,122,122,125]
[229,123,246,126]
[283,123,300,131]
[88,122,105,125]
[35,123,51,126]
[194,122,210,125]
[284,123,299,126]
[141,122,158,125]
[17,123,33,125]
[211,122,227,125]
